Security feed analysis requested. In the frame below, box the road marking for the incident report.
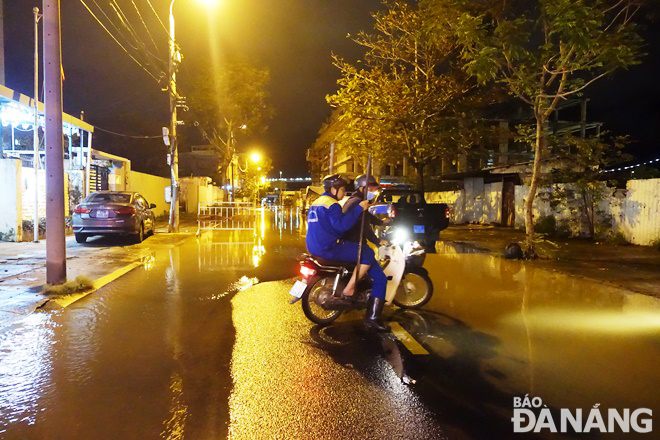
[49,261,143,309]
[389,322,429,355]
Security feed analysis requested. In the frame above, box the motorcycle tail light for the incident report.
[300,265,317,278]
[115,206,136,215]
[387,205,396,218]
[445,206,450,219]
[73,205,89,214]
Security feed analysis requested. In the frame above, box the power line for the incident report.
[78,0,162,83]
[131,0,161,54]
[108,0,167,66]
[145,0,174,42]
[93,125,162,139]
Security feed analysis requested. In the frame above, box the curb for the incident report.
[38,233,197,311]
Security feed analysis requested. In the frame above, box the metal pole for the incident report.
[350,154,372,284]
[168,0,180,232]
[43,0,66,284]
[329,142,335,174]
[33,7,41,243]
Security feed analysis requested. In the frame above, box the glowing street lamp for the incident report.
[250,152,262,163]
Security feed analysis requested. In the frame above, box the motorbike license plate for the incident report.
[96,210,109,219]
[413,225,425,233]
[289,280,307,298]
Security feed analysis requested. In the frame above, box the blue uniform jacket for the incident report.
[306,192,363,255]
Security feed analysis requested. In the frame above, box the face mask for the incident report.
[366,191,376,201]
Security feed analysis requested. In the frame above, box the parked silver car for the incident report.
[72,191,156,244]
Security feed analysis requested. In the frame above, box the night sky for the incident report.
[3,0,659,177]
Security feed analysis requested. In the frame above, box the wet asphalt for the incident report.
[0,208,658,439]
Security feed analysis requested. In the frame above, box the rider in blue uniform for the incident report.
[306,174,390,331]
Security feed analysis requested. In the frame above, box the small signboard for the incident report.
[165,186,171,203]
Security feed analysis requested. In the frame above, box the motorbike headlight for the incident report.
[392,227,409,246]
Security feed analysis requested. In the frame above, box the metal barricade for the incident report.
[197,202,257,231]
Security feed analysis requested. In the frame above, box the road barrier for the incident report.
[197,202,257,231]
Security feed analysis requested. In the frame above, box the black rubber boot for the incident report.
[364,297,391,332]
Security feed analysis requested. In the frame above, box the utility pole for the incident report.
[167,0,180,233]
[43,0,66,284]
[33,7,42,243]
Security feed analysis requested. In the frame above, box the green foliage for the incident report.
[422,0,646,248]
[328,1,492,191]
[534,215,557,235]
[44,276,94,297]
[236,157,273,202]
[183,60,274,173]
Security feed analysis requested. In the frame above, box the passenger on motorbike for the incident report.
[305,174,390,332]
[340,174,391,331]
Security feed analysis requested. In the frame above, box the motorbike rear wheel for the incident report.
[393,267,433,309]
[301,276,343,326]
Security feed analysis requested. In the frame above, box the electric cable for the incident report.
[78,0,163,82]
[109,0,167,67]
[131,0,161,54]
[92,125,162,139]
[146,0,174,43]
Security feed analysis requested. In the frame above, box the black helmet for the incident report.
[354,174,379,190]
[322,173,348,193]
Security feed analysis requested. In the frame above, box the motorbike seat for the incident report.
[304,254,356,271]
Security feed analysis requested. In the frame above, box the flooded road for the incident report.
[0,209,658,439]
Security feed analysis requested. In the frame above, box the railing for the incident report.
[197,202,257,231]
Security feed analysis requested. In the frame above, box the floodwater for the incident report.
[0,208,657,439]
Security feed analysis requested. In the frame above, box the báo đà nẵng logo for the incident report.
[511,395,652,434]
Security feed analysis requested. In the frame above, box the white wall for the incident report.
[428,178,660,246]
[127,171,170,217]
[0,158,22,241]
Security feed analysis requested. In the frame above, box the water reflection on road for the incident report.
[0,208,657,439]
[400,242,660,422]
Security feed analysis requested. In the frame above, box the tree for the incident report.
[423,0,645,254]
[183,60,273,180]
[236,157,273,203]
[540,133,630,238]
[328,1,485,192]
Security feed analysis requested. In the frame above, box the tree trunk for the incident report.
[415,162,425,193]
[525,116,546,256]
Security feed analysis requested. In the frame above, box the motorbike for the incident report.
[289,227,434,326]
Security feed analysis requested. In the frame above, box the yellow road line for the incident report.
[390,322,429,355]
[51,261,142,309]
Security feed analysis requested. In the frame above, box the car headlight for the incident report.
[392,227,409,246]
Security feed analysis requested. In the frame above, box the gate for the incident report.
[197,202,257,231]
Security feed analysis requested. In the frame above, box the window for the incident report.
[87,193,131,203]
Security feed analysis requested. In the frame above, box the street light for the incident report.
[250,152,262,163]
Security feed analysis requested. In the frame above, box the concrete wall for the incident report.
[127,171,170,217]
[0,158,22,241]
[21,168,70,221]
[428,178,660,245]
[432,178,660,246]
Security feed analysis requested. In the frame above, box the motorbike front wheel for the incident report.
[301,276,343,326]
[393,267,433,309]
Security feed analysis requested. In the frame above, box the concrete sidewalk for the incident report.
[0,221,198,333]
[439,225,660,297]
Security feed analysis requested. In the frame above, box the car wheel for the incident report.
[75,233,87,244]
[134,224,144,243]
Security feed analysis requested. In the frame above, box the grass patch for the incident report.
[44,276,94,297]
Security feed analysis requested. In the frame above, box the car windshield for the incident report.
[86,193,131,204]
[381,192,423,204]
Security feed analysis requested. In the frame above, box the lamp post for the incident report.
[167,0,180,233]
[167,0,218,231]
